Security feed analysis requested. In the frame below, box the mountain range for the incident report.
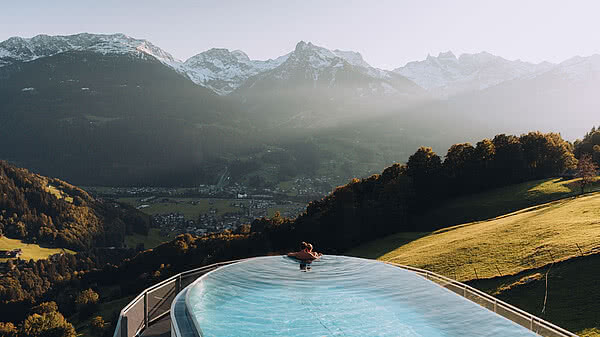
[4,33,597,99]
[1,32,599,186]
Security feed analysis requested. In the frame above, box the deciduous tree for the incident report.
[576,154,598,194]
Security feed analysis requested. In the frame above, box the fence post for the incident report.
[120,315,128,337]
[144,292,148,328]
[176,274,182,292]
[530,317,534,330]
[494,299,497,313]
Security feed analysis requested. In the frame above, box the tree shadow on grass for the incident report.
[345,232,430,260]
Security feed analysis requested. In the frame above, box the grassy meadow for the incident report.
[350,192,600,281]
[0,236,75,262]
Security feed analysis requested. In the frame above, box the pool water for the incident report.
[186,256,538,337]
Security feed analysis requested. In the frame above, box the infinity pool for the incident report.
[186,256,538,337]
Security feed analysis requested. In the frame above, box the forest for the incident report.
[0,161,151,250]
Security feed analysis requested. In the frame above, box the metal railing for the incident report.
[114,258,578,337]
[385,262,578,337]
[112,260,243,337]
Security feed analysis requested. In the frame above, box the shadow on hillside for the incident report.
[414,178,600,231]
[469,253,600,335]
[346,232,430,259]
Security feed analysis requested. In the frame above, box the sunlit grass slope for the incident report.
[0,236,75,262]
[350,191,600,281]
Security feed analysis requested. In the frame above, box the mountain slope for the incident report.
[0,50,256,186]
[428,53,600,140]
[0,160,150,250]
[233,41,426,128]
[349,191,600,281]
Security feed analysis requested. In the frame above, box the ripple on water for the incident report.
[187,256,537,337]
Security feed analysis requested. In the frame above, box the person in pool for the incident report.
[287,241,322,261]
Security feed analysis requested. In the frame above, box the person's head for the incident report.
[301,241,313,252]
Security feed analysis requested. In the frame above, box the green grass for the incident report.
[472,254,600,336]
[415,177,600,230]
[124,228,175,250]
[0,236,75,262]
[350,192,600,281]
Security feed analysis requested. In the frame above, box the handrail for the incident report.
[113,259,245,337]
[114,257,579,337]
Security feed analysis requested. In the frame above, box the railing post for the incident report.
[494,299,497,313]
[176,273,182,292]
[531,317,534,330]
[120,315,128,337]
[143,292,148,328]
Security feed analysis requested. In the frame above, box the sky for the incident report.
[1,0,600,69]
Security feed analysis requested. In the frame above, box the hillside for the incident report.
[0,160,150,250]
[349,191,600,281]
[471,253,600,336]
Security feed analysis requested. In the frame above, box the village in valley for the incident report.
[84,176,337,246]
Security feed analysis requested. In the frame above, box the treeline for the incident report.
[406,132,576,210]
[574,125,600,166]
[0,161,150,250]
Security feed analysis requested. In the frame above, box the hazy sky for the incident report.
[2,0,600,69]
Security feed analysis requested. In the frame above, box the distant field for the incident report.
[125,228,175,250]
[349,191,600,281]
[119,197,304,220]
[45,184,74,203]
[415,177,600,230]
[117,198,245,220]
[0,236,75,262]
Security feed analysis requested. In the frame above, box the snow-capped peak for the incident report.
[332,49,372,68]
[183,48,289,95]
[437,51,458,61]
[395,51,555,95]
[289,41,342,68]
[0,33,180,68]
[550,54,600,81]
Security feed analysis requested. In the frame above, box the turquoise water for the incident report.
[186,256,538,337]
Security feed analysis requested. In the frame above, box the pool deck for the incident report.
[141,315,171,337]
